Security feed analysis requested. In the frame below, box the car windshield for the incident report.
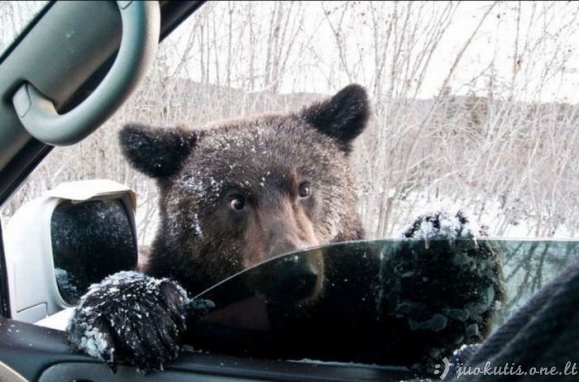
[186,238,575,365]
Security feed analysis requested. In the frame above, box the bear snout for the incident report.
[243,199,319,268]
[248,251,325,305]
[249,227,325,304]
[275,258,320,301]
[242,200,326,304]
[268,237,313,260]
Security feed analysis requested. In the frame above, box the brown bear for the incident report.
[66,84,504,375]
[121,85,367,295]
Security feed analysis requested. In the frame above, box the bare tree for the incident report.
[3,2,579,282]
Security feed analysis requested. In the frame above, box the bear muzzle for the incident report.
[243,198,319,265]
[274,256,321,302]
[247,249,325,305]
[242,202,325,303]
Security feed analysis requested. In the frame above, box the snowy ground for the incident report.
[381,191,578,240]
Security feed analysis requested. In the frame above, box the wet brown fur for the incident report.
[120,85,369,296]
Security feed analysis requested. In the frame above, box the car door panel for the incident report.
[0,316,417,382]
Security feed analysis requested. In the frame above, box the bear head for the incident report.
[119,84,370,297]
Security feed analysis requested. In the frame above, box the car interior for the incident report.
[0,1,577,382]
[0,1,432,381]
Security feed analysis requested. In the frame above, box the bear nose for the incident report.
[275,259,319,301]
[268,238,309,259]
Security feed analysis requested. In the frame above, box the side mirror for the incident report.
[4,180,138,323]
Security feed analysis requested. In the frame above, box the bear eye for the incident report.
[298,182,311,198]
[229,195,245,211]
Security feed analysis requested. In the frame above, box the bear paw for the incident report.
[401,209,487,247]
[66,271,189,373]
[379,209,504,370]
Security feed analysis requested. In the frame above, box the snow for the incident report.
[79,326,112,361]
[400,207,483,251]
[82,270,143,298]
[192,213,203,238]
[63,270,190,372]
[387,191,578,240]
[407,210,476,238]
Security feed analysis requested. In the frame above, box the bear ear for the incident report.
[119,123,198,179]
[299,84,370,153]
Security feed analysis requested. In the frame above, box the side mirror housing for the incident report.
[4,180,138,323]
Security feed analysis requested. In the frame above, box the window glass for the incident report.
[187,239,577,365]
